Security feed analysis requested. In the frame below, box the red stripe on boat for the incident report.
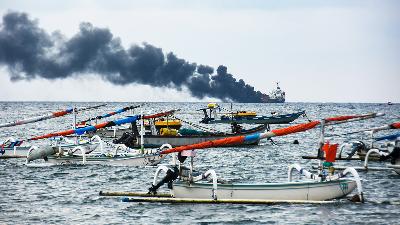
[53,110,69,117]
[272,121,320,136]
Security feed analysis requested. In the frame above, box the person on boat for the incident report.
[231,122,244,133]
[379,141,400,164]
[112,132,136,148]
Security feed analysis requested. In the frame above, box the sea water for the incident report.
[0,102,399,224]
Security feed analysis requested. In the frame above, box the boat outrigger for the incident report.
[0,104,106,129]
[100,113,381,204]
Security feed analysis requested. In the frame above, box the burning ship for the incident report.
[261,82,286,103]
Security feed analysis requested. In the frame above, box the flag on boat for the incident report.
[322,142,338,163]
[160,113,380,154]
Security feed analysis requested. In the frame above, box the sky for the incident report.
[0,0,399,103]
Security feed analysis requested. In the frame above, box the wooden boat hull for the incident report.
[202,111,304,124]
[171,179,357,201]
[46,153,165,166]
[96,125,268,148]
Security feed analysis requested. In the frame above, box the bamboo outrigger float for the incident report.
[101,113,382,204]
[0,104,106,129]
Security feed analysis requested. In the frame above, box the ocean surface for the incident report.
[0,102,399,224]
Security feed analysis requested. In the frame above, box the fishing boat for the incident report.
[358,134,400,174]
[25,136,168,167]
[0,136,100,158]
[260,82,286,103]
[137,161,362,203]
[101,113,381,204]
[329,122,400,161]
[199,103,304,124]
[23,111,177,166]
[101,121,269,148]
[0,104,107,158]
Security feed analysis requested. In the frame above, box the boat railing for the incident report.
[204,169,218,200]
[363,149,387,170]
[25,145,39,164]
[288,163,320,182]
[71,146,86,164]
[288,163,364,202]
[153,165,170,186]
[90,135,104,153]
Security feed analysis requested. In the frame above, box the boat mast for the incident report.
[73,106,78,145]
[140,109,144,153]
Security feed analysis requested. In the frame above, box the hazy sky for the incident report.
[0,0,399,103]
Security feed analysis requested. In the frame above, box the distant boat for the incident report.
[199,103,304,124]
[261,82,286,103]
[388,102,393,105]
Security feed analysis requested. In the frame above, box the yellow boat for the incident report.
[155,119,182,130]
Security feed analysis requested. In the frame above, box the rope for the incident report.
[302,112,312,122]
[171,115,225,134]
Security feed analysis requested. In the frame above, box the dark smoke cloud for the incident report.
[0,11,265,102]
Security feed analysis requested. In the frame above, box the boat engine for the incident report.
[379,146,400,164]
[345,141,367,159]
[148,166,179,194]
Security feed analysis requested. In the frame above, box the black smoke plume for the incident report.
[0,11,265,102]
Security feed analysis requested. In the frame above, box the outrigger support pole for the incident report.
[140,109,144,154]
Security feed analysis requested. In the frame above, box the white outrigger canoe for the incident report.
[25,136,167,167]
[114,157,363,204]
[101,113,382,204]
[0,136,100,158]
[168,166,359,202]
